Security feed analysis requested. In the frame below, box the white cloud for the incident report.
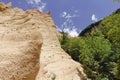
[65,14,78,19]
[69,29,79,37]
[91,14,98,22]
[61,11,79,19]
[56,25,62,32]
[63,27,79,37]
[63,28,70,33]
[34,0,41,4]
[57,24,79,37]
[26,0,46,12]
[38,3,46,12]
[61,12,67,18]
[60,11,79,29]
[59,11,79,37]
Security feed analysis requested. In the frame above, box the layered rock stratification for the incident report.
[0,2,87,80]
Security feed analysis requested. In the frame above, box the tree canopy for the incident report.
[59,8,120,80]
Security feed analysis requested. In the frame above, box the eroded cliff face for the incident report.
[0,2,87,80]
[0,2,42,80]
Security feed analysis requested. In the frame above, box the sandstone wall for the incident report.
[0,2,42,80]
[0,2,87,80]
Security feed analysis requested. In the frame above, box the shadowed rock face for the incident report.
[0,2,87,80]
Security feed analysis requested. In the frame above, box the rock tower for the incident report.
[0,2,87,80]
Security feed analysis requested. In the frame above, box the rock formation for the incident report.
[0,2,87,80]
[0,2,42,80]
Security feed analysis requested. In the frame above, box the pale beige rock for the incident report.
[35,12,87,80]
[0,2,87,80]
[0,3,42,80]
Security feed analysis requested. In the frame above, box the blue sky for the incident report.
[0,0,120,37]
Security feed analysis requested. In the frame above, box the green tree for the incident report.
[79,31,112,79]
[59,32,70,53]
[99,11,120,63]
[60,34,81,61]
[59,8,120,80]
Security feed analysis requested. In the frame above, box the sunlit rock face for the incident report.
[0,2,42,80]
[0,2,87,80]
